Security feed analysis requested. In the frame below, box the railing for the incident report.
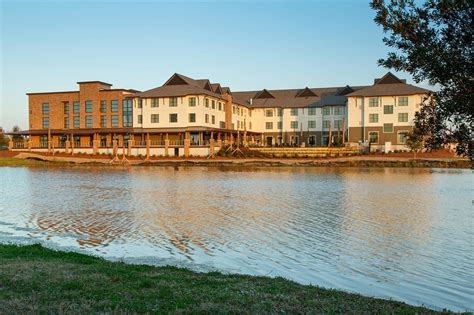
[169,140,184,146]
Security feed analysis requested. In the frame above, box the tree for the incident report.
[405,129,424,159]
[0,127,9,147]
[11,125,24,142]
[370,0,473,158]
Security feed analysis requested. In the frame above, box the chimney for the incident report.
[250,98,253,105]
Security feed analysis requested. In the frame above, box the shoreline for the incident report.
[0,152,470,168]
[0,244,455,314]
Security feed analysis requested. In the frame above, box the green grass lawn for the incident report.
[0,244,452,314]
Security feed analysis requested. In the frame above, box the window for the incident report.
[169,97,178,107]
[169,113,178,123]
[290,108,298,116]
[211,115,215,124]
[266,122,273,129]
[189,97,196,107]
[369,113,379,123]
[308,108,316,115]
[323,120,331,129]
[384,105,394,114]
[64,117,69,129]
[42,103,49,115]
[240,108,243,116]
[322,107,331,115]
[383,123,394,133]
[308,120,316,129]
[290,121,298,129]
[122,99,133,127]
[151,114,159,123]
[137,115,142,124]
[232,106,236,114]
[73,116,80,128]
[399,96,408,106]
[398,131,408,144]
[205,114,209,123]
[138,99,142,108]
[111,115,119,127]
[73,101,80,114]
[398,113,408,122]
[249,122,252,130]
[218,102,222,111]
[189,113,196,123]
[100,115,107,127]
[211,100,215,109]
[206,99,210,108]
[64,102,70,114]
[334,120,343,129]
[277,121,283,129]
[369,97,379,107]
[111,100,118,112]
[85,100,93,113]
[265,109,273,117]
[369,132,379,143]
[100,100,107,113]
[85,115,93,128]
[277,108,283,116]
[333,107,343,115]
[151,98,159,108]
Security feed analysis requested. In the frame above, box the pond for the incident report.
[0,166,472,311]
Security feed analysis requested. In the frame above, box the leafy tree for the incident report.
[405,129,424,159]
[11,125,24,142]
[371,0,473,158]
[0,127,10,146]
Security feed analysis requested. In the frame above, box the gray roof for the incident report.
[137,73,226,100]
[346,72,430,97]
[232,86,368,109]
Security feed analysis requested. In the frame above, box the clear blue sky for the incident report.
[0,0,427,131]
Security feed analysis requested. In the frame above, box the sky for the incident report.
[0,0,428,131]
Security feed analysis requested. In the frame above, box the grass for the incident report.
[0,157,52,166]
[0,244,453,314]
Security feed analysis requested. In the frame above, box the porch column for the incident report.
[8,139,13,151]
[65,138,70,154]
[184,131,190,157]
[209,131,215,157]
[146,133,150,160]
[164,133,169,157]
[71,133,75,155]
[47,128,52,154]
[92,134,99,155]
[28,138,32,152]
[243,130,247,146]
[217,132,222,147]
[127,137,133,156]
[113,139,118,156]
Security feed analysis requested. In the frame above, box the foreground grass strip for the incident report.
[0,244,453,314]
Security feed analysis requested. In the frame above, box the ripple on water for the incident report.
[0,166,472,312]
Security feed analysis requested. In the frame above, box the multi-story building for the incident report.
[14,72,429,156]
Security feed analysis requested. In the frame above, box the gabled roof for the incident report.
[222,87,231,94]
[296,87,318,97]
[211,83,223,94]
[335,85,354,96]
[346,72,430,97]
[374,72,406,85]
[254,89,275,99]
[137,73,227,99]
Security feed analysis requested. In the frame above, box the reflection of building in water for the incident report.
[27,168,137,247]
[339,168,434,274]
[128,168,297,257]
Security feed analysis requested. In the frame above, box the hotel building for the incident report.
[15,72,429,156]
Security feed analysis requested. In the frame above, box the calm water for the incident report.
[0,166,472,311]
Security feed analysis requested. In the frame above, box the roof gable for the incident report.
[211,83,223,94]
[254,89,275,99]
[163,73,192,86]
[296,87,317,97]
[195,79,213,91]
[374,72,405,85]
[336,85,354,96]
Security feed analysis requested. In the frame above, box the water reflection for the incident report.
[0,166,472,311]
